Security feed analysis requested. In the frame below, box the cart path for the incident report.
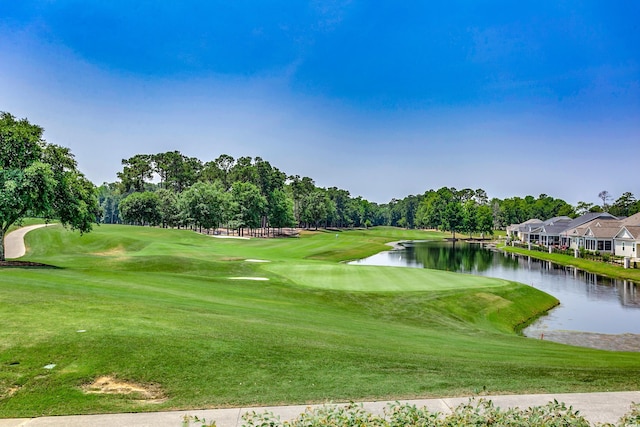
[4,224,56,259]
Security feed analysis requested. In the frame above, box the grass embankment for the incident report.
[499,244,640,283]
[0,226,638,417]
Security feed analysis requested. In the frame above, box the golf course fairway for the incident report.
[0,225,638,417]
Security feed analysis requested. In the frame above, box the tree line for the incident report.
[99,152,387,236]
[4,111,639,256]
[100,150,640,238]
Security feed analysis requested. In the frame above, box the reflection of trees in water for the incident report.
[407,242,514,273]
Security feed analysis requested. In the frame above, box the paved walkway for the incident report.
[4,224,55,259]
[1,391,639,426]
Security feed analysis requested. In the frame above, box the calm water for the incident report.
[349,241,640,336]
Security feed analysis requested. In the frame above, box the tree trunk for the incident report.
[0,228,5,262]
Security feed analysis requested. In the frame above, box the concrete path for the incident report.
[4,224,55,259]
[1,391,638,426]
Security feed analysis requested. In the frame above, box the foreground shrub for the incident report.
[184,399,640,427]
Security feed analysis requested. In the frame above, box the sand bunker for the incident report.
[82,376,165,403]
[229,277,269,281]
[245,259,270,263]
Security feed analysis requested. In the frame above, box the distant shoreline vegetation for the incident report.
[98,151,640,238]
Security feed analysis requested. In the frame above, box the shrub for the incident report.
[211,399,640,427]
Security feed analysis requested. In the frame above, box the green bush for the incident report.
[218,399,640,427]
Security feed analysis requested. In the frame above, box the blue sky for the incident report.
[1,1,639,205]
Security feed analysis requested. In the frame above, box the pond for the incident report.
[349,241,640,350]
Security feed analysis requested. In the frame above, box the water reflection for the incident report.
[349,241,640,335]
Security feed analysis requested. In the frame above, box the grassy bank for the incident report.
[0,225,638,417]
[499,243,640,283]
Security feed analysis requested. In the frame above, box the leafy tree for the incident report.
[575,201,594,216]
[230,182,266,234]
[610,192,637,217]
[156,188,180,228]
[462,199,478,238]
[0,112,99,261]
[267,188,295,231]
[301,190,330,230]
[476,204,494,237]
[442,197,464,239]
[288,175,316,226]
[117,154,153,193]
[326,187,353,227]
[200,154,235,189]
[118,191,161,226]
[179,182,228,231]
[416,188,454,230]
[152,150,202,192]
[97,183,123,224]
[229,156,258,186]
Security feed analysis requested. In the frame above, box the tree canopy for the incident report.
[0,112,99,261]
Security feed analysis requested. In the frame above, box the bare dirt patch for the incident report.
[92,246,126,256]
[82,376,166,404]
[1,386,20,399]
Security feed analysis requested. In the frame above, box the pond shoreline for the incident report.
[370,238,640,352]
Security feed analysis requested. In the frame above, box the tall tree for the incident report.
[118,191,161,226]
[301,190,330,230]
[462,200,478,238]
[476,204,494,238]
[179,182,228,231]
[230,182,266,234]
[156,188,180,228]
[117,154,153,193]
[443,197,464,240]
[0,112,99,261]
[575,201,594,216]
[267,188,295,231]
[610,192,636,217]
[598,190,611,212]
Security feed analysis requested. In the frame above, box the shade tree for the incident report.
[179,182,228,231]
[118,191,161,226]
[0,112,99,261]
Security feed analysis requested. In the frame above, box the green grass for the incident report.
[0,225,638,417]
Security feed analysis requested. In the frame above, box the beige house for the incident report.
[613,213,640,261]
[506,218,543,243]
[582,220,621,253]
[614,226,640,261]
[557,212,618,249]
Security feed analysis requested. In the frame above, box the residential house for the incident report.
[506,218,543,243]
[528,216,572,247]
[582,220,621,253]
[558,212,618,249]
[613,212,640,261]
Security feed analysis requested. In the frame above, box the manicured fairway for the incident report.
[0,225,639,417]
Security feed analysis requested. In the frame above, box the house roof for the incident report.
[561,212,618,234]
[508,219,543,233]
[584,220,623,239]
[616,226,640,240]
[622,212,640,227]
[541,222,573,235]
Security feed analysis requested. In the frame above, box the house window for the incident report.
[597,241,604,251]
[605,241,612,251]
